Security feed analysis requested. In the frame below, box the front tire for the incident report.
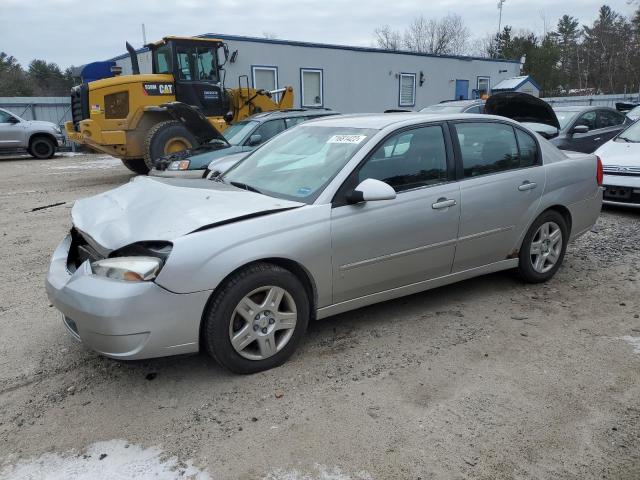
[143,120,197,171]
[29,136,55,159]
[518,210,568,283]
[121,158,149,175]
[203,263,310,374]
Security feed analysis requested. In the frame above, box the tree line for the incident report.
[374,4,640,97]
[0,53,76,97]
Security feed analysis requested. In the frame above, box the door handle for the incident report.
[432,198,457,210]
[518,181,537,191]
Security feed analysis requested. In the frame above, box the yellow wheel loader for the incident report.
[65,36,294,174]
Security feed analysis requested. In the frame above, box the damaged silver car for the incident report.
[46,104,603,373]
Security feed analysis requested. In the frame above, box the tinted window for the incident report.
[575,111,596,131]
[597,110,625,129]
[516,129,539,167]
[251,119,286,144]
[0,110,12,123]
[455,122,519,178]
[285,116,308,128]
[358,125,448,192]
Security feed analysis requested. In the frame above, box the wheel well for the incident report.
[198,258,319,348]
[544,205,572,235]
[29,133,56,148]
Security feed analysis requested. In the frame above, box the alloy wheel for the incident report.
[530,221,563,274]
[228,286,298,360]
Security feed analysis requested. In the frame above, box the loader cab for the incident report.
[149,37,230,118]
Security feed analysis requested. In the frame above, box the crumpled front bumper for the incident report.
[45,234,212,360]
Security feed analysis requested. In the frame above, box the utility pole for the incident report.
[497,0,506,35]
[141,23,147,45]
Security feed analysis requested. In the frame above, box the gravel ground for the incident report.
[0,153,639,479]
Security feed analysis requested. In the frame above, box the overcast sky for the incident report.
[1,0,636,68]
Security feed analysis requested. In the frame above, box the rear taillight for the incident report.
[596,155,603,187]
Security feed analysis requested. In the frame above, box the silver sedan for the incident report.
[46,112,603,373]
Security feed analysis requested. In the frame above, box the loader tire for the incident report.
[143,120,197,171]
[121,158,149,175]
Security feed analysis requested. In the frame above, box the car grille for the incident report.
[70,84,89,131]
[603,185,640,204]
[603,165,640,176]
[67,228,104,272]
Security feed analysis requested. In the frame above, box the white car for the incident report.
[0,107,65,159]
[595,120,640,208]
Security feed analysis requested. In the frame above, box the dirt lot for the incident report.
[0,152,639,479]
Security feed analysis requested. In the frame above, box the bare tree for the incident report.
[402,14,470,55]
[374,25,402,50]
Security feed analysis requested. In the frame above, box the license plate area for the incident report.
[604,186,631,200]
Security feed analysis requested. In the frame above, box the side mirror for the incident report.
[346,178,396,204]
[248,134,262,146]
[572,125,589,135]
[7,116,19,124]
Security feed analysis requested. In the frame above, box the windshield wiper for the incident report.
[229,181,262,194]
[617,136,636,143]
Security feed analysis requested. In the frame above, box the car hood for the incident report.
[25,120,58,130]
[208,151,251,174]
[188,145,250,169]
[485,92,561,130]
[72,176,304,252]
[595,139,640,167]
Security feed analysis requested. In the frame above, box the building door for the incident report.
[455,80,469,100]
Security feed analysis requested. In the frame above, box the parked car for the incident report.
[541,106,632,153]
[625,105,640,122]
[595,119,640,208]
[46,100,602,374]
[151,108,340,178]
[420,100,485,114]
[0,107,65,159]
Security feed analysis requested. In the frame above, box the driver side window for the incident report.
[575,111,596,131]
[0,111,12,123]
[357,125,448,192]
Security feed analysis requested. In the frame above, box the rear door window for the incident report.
[285,116,308,128]
[515,129,539,168]
[454,122,520,178]
[597,110,626,129]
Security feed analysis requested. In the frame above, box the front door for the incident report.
[331,124,460,303]
[0,110,24,148]
[455,80,469,100]
[451,121,545,272]
[173,43,225,117]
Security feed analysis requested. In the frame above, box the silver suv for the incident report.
[0,108,65,159]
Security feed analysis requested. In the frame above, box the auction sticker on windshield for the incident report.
[328,134,367,144]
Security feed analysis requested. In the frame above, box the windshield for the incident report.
[616,120,640,143]
[553,109,579,130]
[221,121,258,145]
[222,125,377,202]
[420,105,466,114]
[627,106,640,118]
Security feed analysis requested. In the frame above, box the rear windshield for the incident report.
[420,105,466,114]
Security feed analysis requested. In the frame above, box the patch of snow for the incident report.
[263,465,372,480]
[56,152,86,157]
[49,158,122,170]
[0,439,210,480]
[619,336,640,354]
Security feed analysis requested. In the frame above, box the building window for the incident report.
[252,66,278,92]
[477,77,490,98]
[301,68,323,107]
[399,73,416,107]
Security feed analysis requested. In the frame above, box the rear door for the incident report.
[594,109,628,146]
[330,123,460,303]
[451,121,545,272]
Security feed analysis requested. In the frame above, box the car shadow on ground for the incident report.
[86,269,520,384]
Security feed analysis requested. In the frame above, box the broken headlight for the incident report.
[91,257,162,282]
[91,241,172,282]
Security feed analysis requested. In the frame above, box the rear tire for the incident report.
[202,263,310,374]
[29,136,55,159]
[143,120,197,171]
[121,158,150,175]
[518,210,568,283]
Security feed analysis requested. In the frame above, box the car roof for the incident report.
[304,112,507,129]
[552,105,616,112]
[246,109,339,121]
